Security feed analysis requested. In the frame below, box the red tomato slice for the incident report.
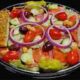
[24,31,36,43]
[55,12,67,21]
[10,8,21,18]
[49,29,62,40]
[66,49,79,65]
[2,51,19,62]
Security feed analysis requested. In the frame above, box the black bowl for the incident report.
[0,2,80,79]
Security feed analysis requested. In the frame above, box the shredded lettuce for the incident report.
[9,60,27,69]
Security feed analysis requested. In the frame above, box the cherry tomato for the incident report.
[55,12,67,21]
[49,29,62,40]
[10,8,21,18]
[24,31,36,43]
[66,49,79,65]
[2,51,19,62]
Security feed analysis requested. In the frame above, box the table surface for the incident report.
[0,0,80,80]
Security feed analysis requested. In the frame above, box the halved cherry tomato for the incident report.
[55,12,67,21]
[69,15,76,22]
[53,49,66,63]
[2,51,19,62]
[66,49,79,65]
[10,8,21,18]
[24,31,36,43]
[49,29,62,40]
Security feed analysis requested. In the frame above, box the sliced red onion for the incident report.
[46,25,72,48]
[9,23,45,46]
[20,5,49,24]
[50,11,80,31]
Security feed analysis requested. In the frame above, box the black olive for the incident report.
[42,41,53,52]
[25,12,33,18]
[8,44,20,51]
[19,26,28,34]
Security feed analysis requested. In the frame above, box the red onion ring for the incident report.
[46,25,72,48]
[50,11,80,31]
[9,23,45,46]
[20,5,49,24]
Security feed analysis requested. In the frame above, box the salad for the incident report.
[0,0,80,73]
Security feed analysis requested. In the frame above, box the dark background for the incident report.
[0,0,80,80]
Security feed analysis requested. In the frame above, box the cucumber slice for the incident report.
[10,18,20,26]
[61,38,70,46]
[60,47,71,53]
[19,38,23,43]
[28,17,36,22]
[43,19,50,27]
[13,28,20,35]
[12,28,24,43]
[31,42,44,49]
[10,25,18,28]
[31,9,40,15]
[13,34,23,41]
[31,36,44,48]
[7,39,13,47]
[54,39,63,44]
[48,4,58,9]
[20,49,33,64]
[54,20,63,26]
[21,53,33,64]
[29,66,39,72]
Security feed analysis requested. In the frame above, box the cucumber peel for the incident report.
[10,18,20,26]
